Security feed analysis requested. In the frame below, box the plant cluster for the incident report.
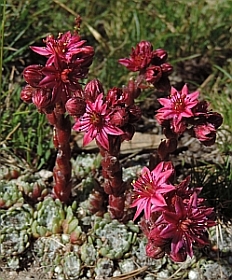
[20,16,223,263]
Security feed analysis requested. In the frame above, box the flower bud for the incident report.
[145,65,162,83]
[32,88,53,113]
[110,108,128,127]
[23,65,43,87]
[75,45,95,67]
[20,85,35,103]
[193,123,216,146]
[106,87,124,107]
[152,48,168,63]
[84,79,104,102]
[65,97,86,116]
[146,242,165,259]
[161,63,173,75]
[124,79,141,105]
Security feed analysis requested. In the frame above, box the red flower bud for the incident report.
[124,79,141,105]
[23,65,43,87]
[145,65,162,83]
[193,123,216,146]
[146,242,165,259]
[161,63,173,75]
[65,97,86,116]
[20,85,35,103]
[152,48,168,63]
[110,108,128,127]
[84,79,104,102]
[32,88,53,113]
[106,87,124,107]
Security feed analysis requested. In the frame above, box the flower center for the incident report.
[61,69,72,83]
[90,112,102,127]
[173,96,186,112]
[180,219,191,232]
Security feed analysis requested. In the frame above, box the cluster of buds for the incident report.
[21,30,94,114]
[156,85,223,148]
[118,40,173,91]
[131,162,215,262]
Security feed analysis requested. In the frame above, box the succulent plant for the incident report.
[0,166,20,180]
[34,235,66,278]
[209,224,232,253]
[0,203,33,232]
[202,261,232,280]
[71,152,101,180]
[93,213,139,259]
[0,204,33,269]
[0,229,31,257]
[118,257,136,274]
[62,202,85,244]
[34,234,82,279]
[17,170,52,202]
[0,180,24,208]
[31,197,65,238]
[80,241,97,265]
[94,257,114,279]
[62,252,82,279]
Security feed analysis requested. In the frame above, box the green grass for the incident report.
[1,0,232,170]
[191,157,232,218]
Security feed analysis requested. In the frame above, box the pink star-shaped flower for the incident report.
[131,162,175,220]
[31,31,94,65]
[161,193,215,260]
[73,94,124,150]
[156,84,199,133]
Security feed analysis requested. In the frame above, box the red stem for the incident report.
[46,112,72,203]
[99,135,126,219]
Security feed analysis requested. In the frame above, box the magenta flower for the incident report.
[30,31,94,65]
[193,123,216,146]
[161,193,215,261]
[39,61,87,103]
[131,161,175,221]
[22,60,91,113]
[118,41,153,72]
[73,93,124,150]
[156,84,199,134]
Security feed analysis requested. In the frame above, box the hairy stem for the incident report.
[46,112,72,202]
[99,135,126,219]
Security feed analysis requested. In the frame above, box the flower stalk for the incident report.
[21,21,94,202]
[99,135,126,219]
[46,112,72,202]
